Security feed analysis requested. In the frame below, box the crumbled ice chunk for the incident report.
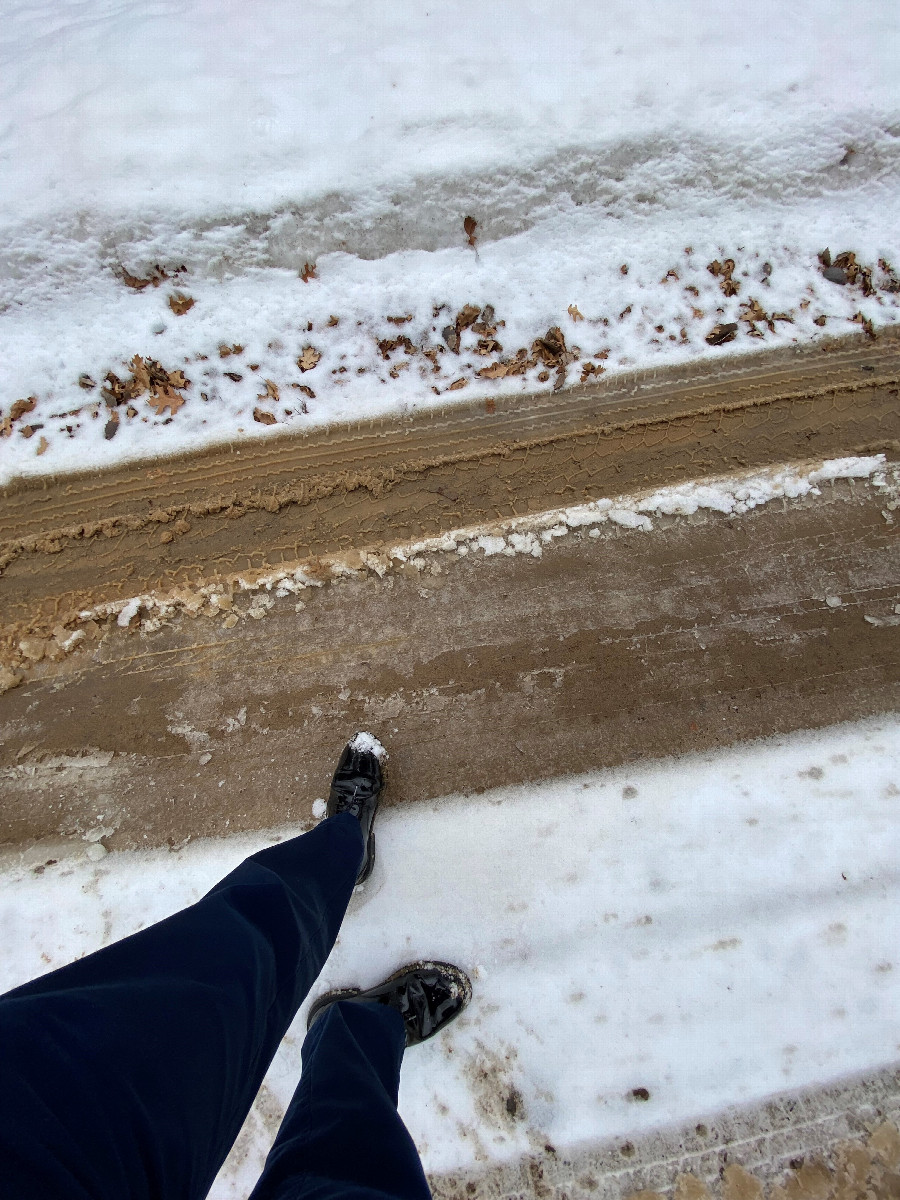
[608,508,653,531]
[117,597,142,627]
[826,595,843,608]
[349,731,388,760]
[477,535,507,557]
[312,798,327,819]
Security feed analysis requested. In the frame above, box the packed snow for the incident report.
[1,718,898,1196]
[2,2,900,484]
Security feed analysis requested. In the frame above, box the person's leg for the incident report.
[0,811,363,1200]
[249,1001,431,1200]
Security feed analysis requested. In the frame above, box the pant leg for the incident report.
[249,1000,432,1200]
[0,812,363,1200]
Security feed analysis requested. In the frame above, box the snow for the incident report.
[3,2,900,484]
[1,718,898,1196]
[349,731,388,760]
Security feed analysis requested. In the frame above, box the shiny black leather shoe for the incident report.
[307,961,472,1045]
[327,732,387,884]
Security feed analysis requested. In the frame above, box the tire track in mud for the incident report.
[1,331,899,646]
[0,471,897,850]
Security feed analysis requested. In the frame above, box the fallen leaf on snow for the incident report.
[168,292,195,316]
[464,216,478,247]
[386,314,413,325]
[10,397,37,423]
[567,304,585,321]
[259,380,280,401]
[300,262,317,282]
[297,346,321,372]
[36,435,49,455]
[147,386,186,416]
[448,378,468,391]
[292,384,316,399]
[223,371,243,382]
[253,408,277,425]
[104,411,120,440]
[78,374,96,390]
[705,322,739,346]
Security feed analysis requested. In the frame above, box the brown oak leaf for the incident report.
[300,262,317,283]
[168,292,195,316]
[253,408,277,425]
[297,346,321,372]
[567,304,584,321]
[147,387,185,416]
[259,380,280,401]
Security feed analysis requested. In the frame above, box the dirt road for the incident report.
[1,465,896,850]
[2,331,898,652]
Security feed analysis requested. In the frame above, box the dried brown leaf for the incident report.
[292,383,316,399]
[130,355,152,395]
[464,215,477,247]
[455,304,481,332]
[297,346,321,372]
[476,362,509,379]
[386,314,413,325]
[36,435,49,455]
[10,396,37,423]
[168,292,195,316]
[705,322,738,346]
[147,387,186,416]
[78,374,96,391]
[259,379,280,402]
[253,408,278,425]
[300,262,317,283]
[448,378,468,391]
[567,304,584,322]
[327,315,340,326]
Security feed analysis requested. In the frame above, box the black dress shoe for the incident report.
[327,732,386,883]
[307,961,472,1045]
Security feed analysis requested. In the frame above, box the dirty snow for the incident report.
[2,1,900,484]
[0,717,898,1195]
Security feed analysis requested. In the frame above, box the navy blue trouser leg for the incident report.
[249,1001,432,1200]
[0,812,372,1200]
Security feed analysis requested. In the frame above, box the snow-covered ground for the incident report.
[2,718,898,1196]
[3,2,900,484]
